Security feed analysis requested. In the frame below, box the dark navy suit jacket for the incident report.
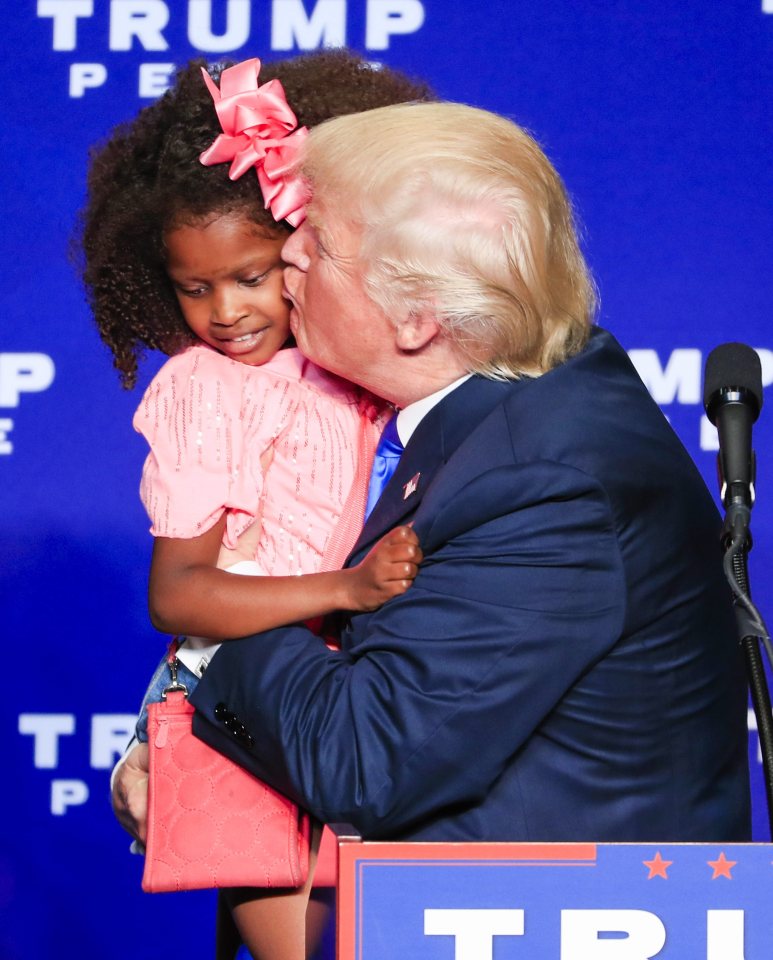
[191,327,751,842]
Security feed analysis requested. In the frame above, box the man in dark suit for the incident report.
[114,101,750,844]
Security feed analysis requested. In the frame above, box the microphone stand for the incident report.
[721,506,773,839]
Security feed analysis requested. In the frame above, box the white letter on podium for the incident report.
[561,909,666,959]
[424,908,524,960]
[707,910,745,960]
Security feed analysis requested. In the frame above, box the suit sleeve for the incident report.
[190,459,626,837]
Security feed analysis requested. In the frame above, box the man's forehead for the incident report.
[304,206,328,242]
[306,199,361,259]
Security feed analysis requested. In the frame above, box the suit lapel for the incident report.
[349,375,516,562]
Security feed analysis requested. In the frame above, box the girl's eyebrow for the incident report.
[167,253,283,279]
[229,254,284,274]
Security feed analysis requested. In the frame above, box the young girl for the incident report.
[80,51,433,960]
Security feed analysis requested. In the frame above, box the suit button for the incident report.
[214,703,228,720]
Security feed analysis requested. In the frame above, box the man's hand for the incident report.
[112,742,149,844]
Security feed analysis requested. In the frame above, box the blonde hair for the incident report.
[300,101,596,378]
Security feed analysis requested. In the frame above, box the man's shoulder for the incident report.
[493,325,657,434]
[442,324,692,489]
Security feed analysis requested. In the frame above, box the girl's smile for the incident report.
[164,213,291,366]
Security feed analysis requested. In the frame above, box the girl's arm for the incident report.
[148,520,421,639]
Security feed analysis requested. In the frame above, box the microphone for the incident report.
[703,343,763,539]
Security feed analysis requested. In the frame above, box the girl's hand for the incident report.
[344,526,422,611]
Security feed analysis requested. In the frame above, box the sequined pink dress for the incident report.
[134,343,378,886]
[134,343,380,578]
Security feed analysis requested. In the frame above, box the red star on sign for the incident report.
[643,851,672,879]
[707,852,737,879]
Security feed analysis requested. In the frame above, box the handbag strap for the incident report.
[162,637,189,700]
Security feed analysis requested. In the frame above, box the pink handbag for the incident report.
[142,657,311,893]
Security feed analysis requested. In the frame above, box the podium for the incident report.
[334,837,772,958]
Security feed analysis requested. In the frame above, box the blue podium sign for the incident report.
[337,842,773,959]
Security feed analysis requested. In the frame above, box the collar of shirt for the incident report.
[395,374,472,446]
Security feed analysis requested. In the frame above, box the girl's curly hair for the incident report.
[78,50,434,387]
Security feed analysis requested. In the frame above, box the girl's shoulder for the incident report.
[147,341,268,382]
[136,343,361,419]
[209,345,362,407]
[234,345,358,403]
[136,344,302,401]
[147,344,322,387]
[295,355,361,404]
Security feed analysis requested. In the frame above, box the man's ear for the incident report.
[395,312,441,352]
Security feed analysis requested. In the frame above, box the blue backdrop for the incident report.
[3,3,772,958]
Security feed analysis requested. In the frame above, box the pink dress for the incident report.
[134,343,381,576]
[135,344,381,887]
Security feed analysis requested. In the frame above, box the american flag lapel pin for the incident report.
[403,472,420,499]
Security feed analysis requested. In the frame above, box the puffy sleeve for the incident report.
[133,346,296,546]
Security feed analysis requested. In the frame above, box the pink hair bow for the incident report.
[199,58,309,227]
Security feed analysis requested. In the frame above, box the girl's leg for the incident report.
[307,886,335,959]
[222,823,332,960]
[224,881,311,960]
[215,891,243,960]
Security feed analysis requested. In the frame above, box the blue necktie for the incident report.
[364,415,404,519]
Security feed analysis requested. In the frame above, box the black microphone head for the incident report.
[703,342,763,425]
